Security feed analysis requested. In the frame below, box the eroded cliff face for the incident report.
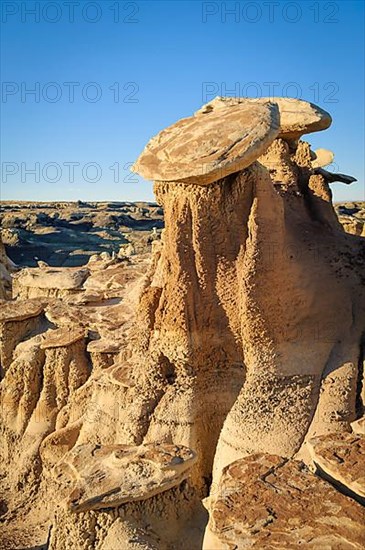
[135,139,365,486]
[0,257,151,549]
[0,234,13,300]
[1,98,364,549]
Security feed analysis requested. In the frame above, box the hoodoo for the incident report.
[1,97,364,549]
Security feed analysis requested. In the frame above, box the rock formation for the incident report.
[13,265,90,299]
[203,454,365,549]
[311,147,334,168]
[51,442,196,512]
[0,233,13,299]
[0,97,364,549]
[132,101,281,184]
[337,202,365,237]
[0,301,44,376]
[308,432,365,503]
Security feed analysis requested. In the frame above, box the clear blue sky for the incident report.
[1,0,364,202]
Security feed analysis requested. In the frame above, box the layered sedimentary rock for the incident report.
[1,97,364,549]
[13,266,90,299]
[203,454,365,549]
[1,326,89,488]
[0,258,153,550]
[0,301,44,377]
[52,442,196,512]
[0,233,13,299]
[0,256,150,470]
[194,96,332,139]
[308,432,365,501]
[132,100,281,184]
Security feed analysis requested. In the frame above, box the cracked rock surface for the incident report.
[203,453,365,549]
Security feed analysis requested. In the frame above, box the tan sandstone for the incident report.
[351,416,365,435]
[203,453,365,549]
[0,98,364,550]
[308,432,365,501]
[52,442,196,512]
[132,101,280,184]
[13,266,89,299]
[195,96,332,139]
[311,147,335,168]
[0,300,44,376]
[0,233,13,300]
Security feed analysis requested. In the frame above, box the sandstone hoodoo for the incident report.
[0,97,364,549]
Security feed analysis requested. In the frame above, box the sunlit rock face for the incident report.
[203,453,365,549]
[0,233,13,300]
[1,97,364,550]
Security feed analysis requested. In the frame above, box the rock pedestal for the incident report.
[1,97,364,550]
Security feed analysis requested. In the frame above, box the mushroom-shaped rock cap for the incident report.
[311,148,335,168]
[87,339,120,354]
[196,96,332,140]
[53,442,197,512]
[40,326,85,349]
[132,102,280,185]
[0,300,43,322]
[14,266,89,290]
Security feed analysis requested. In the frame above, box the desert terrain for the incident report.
[0,201,164,267]
[0,97,364,549]
[1,199,364,268]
